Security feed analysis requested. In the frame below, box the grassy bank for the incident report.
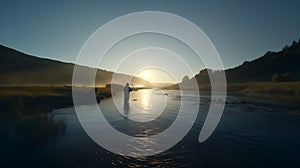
[227,82,300,104]
[0,86,112,117]
[163,82,300,104]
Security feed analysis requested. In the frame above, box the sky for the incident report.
[1,0,300,82]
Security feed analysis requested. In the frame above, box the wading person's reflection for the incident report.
[123,82,133,113]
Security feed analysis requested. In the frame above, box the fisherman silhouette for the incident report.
[123,83,133,112]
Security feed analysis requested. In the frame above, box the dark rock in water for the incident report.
[225,100,246,104]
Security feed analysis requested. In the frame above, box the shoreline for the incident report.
[1,83,299,118]
[163,81,300,104]
[0,86,111,117]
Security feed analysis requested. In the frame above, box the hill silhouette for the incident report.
[2,38,300,87]
[0,45,151,86]
[192,39,300,85]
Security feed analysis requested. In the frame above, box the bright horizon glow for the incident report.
[136,68,177,84]
[139,70,151,81]
[101,33,201,84]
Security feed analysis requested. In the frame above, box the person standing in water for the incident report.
[124,82,133,112]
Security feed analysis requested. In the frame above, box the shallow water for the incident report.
[1,89,300,167]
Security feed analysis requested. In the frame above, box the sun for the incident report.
[141,71,149,79]
[137,70,152,82]
[136,68,177,84]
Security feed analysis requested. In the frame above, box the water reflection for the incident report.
[123,98,129,115]
[140,89,151,110]
[124,89,167,122]
[0,113,67,145]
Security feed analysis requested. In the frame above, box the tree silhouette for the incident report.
[272,73,295,82]
[181,75,189,83]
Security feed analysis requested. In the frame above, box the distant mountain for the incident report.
[192,39,300,84]
[0,45,151,86]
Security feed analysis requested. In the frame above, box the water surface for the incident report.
[1,89,300,167]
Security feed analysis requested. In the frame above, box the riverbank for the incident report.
[227,82,300,104]
[1,82,299,117]
[0,86,111,117]
[163,81,300,104]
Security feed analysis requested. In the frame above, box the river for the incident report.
[1,89,300,167]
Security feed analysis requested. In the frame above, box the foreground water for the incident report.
[1,89,300,167]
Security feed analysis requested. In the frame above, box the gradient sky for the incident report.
[1,0,300,72]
